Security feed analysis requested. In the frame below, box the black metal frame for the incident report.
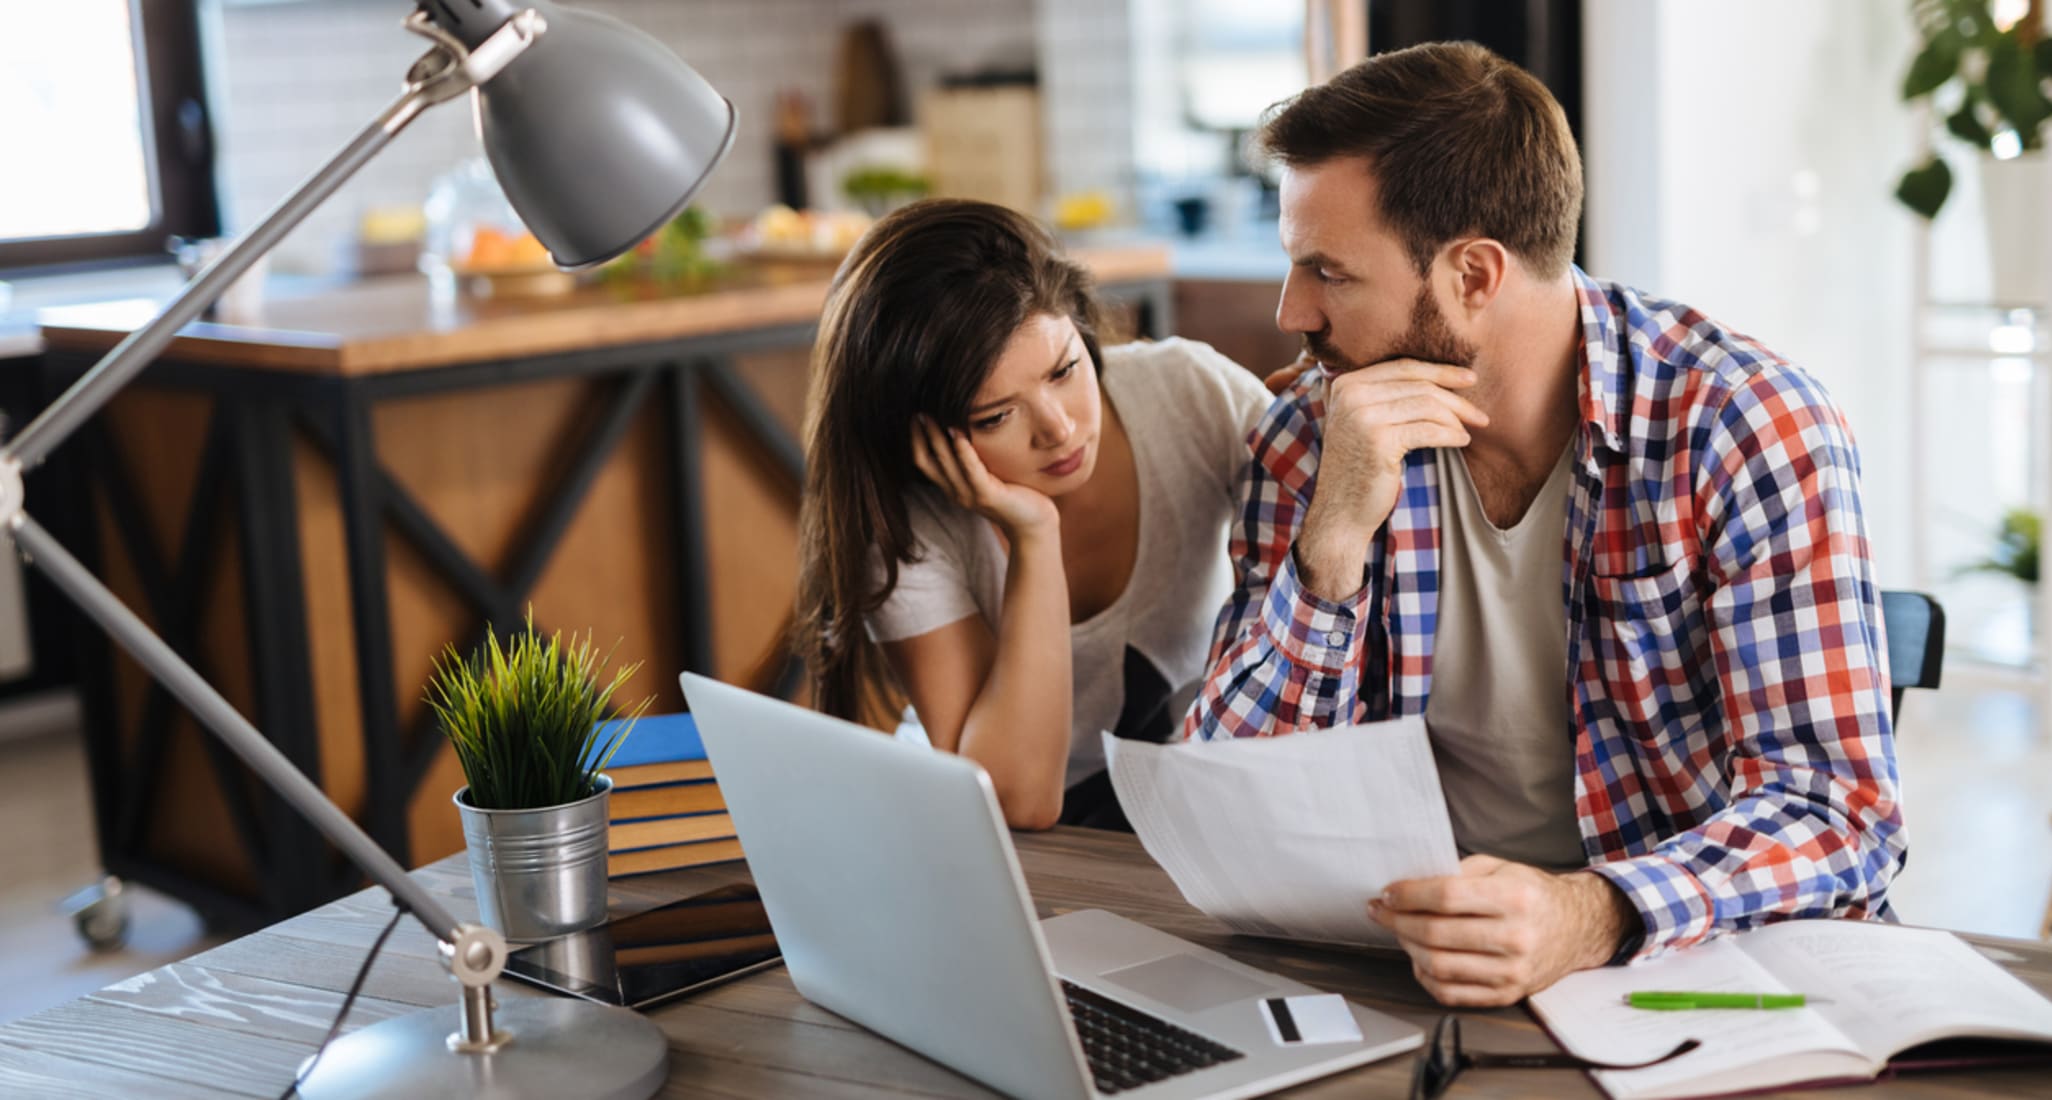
[43,278,1171,929]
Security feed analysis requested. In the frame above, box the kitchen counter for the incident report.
[37,244,1173,375]
[2,263,185,360]
[0,322,38,360]
[37,247,1175,931]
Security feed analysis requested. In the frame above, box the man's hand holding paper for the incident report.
[1369,854,1639,1006]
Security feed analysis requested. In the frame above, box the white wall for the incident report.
[1582,0,1919,587]
[1037,0,1137,210]
[210,0,1038,275]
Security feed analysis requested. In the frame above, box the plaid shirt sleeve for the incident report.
[1587,368,1905,958]
[1183,384,1370,740]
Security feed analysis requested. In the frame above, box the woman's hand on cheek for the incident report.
[912,417,1059,539]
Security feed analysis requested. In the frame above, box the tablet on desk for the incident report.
[502,882,783,1010]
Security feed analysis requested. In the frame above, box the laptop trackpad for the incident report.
[1099,953,1273,1014]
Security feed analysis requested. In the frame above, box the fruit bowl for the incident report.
[449,265,577,298]
[446,227,576,297]
[734,205,871,264]
[422,159,579,299]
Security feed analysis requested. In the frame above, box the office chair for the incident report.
[1880,590,1945,727]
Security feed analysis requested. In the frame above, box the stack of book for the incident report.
[595,712,743,877]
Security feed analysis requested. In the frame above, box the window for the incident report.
[1131,0,1307,183]
[1180,2,1307,134]
[0,0,218,270]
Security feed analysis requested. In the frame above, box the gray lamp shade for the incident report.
[470,1,737,270]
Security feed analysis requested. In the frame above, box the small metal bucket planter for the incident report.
[454,774,612,941]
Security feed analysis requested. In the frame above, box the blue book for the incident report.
[585,712,703,770]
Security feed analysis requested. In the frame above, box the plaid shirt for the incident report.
[1184,269,1905,960]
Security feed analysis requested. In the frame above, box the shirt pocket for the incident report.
[1586,556,1717,737]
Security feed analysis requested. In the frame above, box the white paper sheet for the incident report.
[1102,720,1460,947]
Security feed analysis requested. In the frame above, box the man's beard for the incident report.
[1303,281,1479,374]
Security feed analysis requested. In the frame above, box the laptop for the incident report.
[679,673,1422,1100]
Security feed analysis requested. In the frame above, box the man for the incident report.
[1186,42,1904,1007]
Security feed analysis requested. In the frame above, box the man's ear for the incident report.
[1444,238,1510,317]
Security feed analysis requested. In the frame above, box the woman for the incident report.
[794,199,1271,830]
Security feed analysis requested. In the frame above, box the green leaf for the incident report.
[1986,32,2052,137]
[1895,156,1953,219]
[422,607,652,809]
[1963,507,2042,584]
[1947,0,2001,42]
[1902,30,1962,100]
[2036,36,2052,79]
[1945,96,1996,145]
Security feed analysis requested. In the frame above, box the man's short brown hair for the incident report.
[1256,41,1582,278]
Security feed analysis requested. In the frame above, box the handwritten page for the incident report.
[1102,719,1459,948]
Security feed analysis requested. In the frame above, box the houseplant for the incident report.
[1895,0,2052,220]
[598,204,725,289]
[426,613,651,940]
[841,164,931,217]
[1965,506,2042,583]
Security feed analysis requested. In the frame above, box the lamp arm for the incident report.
[3,99,403,469]
[1,9,544,473]
[6,513,495,940]
[0,10,553,1004]
[10,509,519,1036]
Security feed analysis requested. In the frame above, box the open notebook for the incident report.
[1528,920,2052,1100]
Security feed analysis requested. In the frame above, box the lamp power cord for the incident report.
[277,900,409,1100]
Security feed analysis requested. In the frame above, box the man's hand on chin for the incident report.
[1369,855,1640,1007]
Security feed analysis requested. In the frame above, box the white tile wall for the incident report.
[1036,0,1136,211]
[209,0,1108,274]
[214,3,479,275]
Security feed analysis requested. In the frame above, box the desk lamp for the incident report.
[0,3,734,1097]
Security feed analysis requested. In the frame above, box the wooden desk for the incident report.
[2,828,2047,1098]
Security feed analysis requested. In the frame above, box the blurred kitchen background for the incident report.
[1,0,2048,1022]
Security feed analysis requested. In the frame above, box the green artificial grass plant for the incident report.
[426,612,651,810]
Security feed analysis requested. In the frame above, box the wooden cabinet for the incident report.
[37,250,1171,928]
[1171,278,1298,380]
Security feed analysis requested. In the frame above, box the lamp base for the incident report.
[295,996,668,1099]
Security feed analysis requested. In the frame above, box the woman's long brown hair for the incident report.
[793,199,1110,724]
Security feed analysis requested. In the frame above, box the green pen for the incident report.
[1627,991,1811,1010]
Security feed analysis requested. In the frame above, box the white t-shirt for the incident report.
[866,338,1273,787]
[1425,442,1586,870]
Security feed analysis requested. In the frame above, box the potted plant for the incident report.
[1959,507,2042,652]
[598,205,725,289]
[1965,506,2042,584]
[426,614,651,940]
[1894,0,2052,300]
[841,164,931,217]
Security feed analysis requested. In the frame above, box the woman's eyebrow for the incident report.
[969,337,1082,414]
[1045,336,1081,375]
[969,388,1015,415]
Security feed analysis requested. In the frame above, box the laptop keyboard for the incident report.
[1061,980,1245,1095]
